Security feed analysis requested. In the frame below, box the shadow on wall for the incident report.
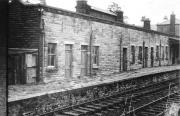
[0,0,8,116]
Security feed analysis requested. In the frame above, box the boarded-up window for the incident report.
[26,54,37,84]
[92,46,99,65]
[138,46,143,62]
[156,46,159,60]
[131,46,135,64]
[48,43,56,66]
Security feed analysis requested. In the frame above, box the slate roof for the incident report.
[91,6,116,16]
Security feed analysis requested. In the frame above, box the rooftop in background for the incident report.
[18,0,46,5]
[158,18,180,25]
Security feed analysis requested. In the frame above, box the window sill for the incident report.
[92,64,99,69]
[46,66,57,72]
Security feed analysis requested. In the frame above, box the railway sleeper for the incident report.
[52,84,179,116]
[151,106,166,111]
[61,110,83,116]
[138,111,156,116]
[145,108,162,114]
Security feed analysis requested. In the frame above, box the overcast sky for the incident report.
[45,0,180,26]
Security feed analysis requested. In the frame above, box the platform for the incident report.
[8,65,180,102]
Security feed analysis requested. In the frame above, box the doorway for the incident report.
[144,47,148,67]
[81,45,88,77]
[65,44,73,78]
[151,47,154,67]
[8,51,37,85]
[122,48,127,71]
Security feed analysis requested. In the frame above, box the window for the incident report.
[138,46,143,62]
[48,43,57,66]
[131,46,135,64]
[92,46,99,65]
[156,46,159,60]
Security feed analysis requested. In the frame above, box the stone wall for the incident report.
[0,0,7,115]
[42,10,170,82]
[8,70,179,116]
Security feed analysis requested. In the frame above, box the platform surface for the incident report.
[8,65,180,102]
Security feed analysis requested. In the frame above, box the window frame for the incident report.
[92,46,99,66]
[138,46,143,62]
[47,43,57,67]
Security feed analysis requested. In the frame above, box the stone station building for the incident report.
[8,0,180,84]
[8,0,180,115]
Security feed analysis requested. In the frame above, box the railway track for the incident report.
[56,88,179,116]
[127,91,180,116]
[36,78,179,116]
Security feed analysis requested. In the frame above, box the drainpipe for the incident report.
[39,7,44,83]
[159,40,161,66]
[89,30,93,77]
[142,41,145,68]
[119,32,122,72]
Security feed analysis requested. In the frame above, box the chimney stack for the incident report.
[75,0,90,14]
[170,12,176,35]
[116,10,124,23]
[142,18,151,30]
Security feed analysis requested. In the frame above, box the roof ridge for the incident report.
[158,18,180,25]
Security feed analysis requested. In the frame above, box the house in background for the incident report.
[157,13,180,64]
[157,13,180,36]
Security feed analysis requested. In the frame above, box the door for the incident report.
[81,45,88,77]
[8,54,25,85]
[144,47,148,67]
[65,44,73,78]
[8,55,16,85]
[123,48,127,71]
[26,53,37,84]
[151,47,154,67]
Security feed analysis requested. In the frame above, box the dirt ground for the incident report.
[8,65,180,102]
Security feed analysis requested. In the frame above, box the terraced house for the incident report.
[8,0,180,85]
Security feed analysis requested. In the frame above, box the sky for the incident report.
[44,0,180,26]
